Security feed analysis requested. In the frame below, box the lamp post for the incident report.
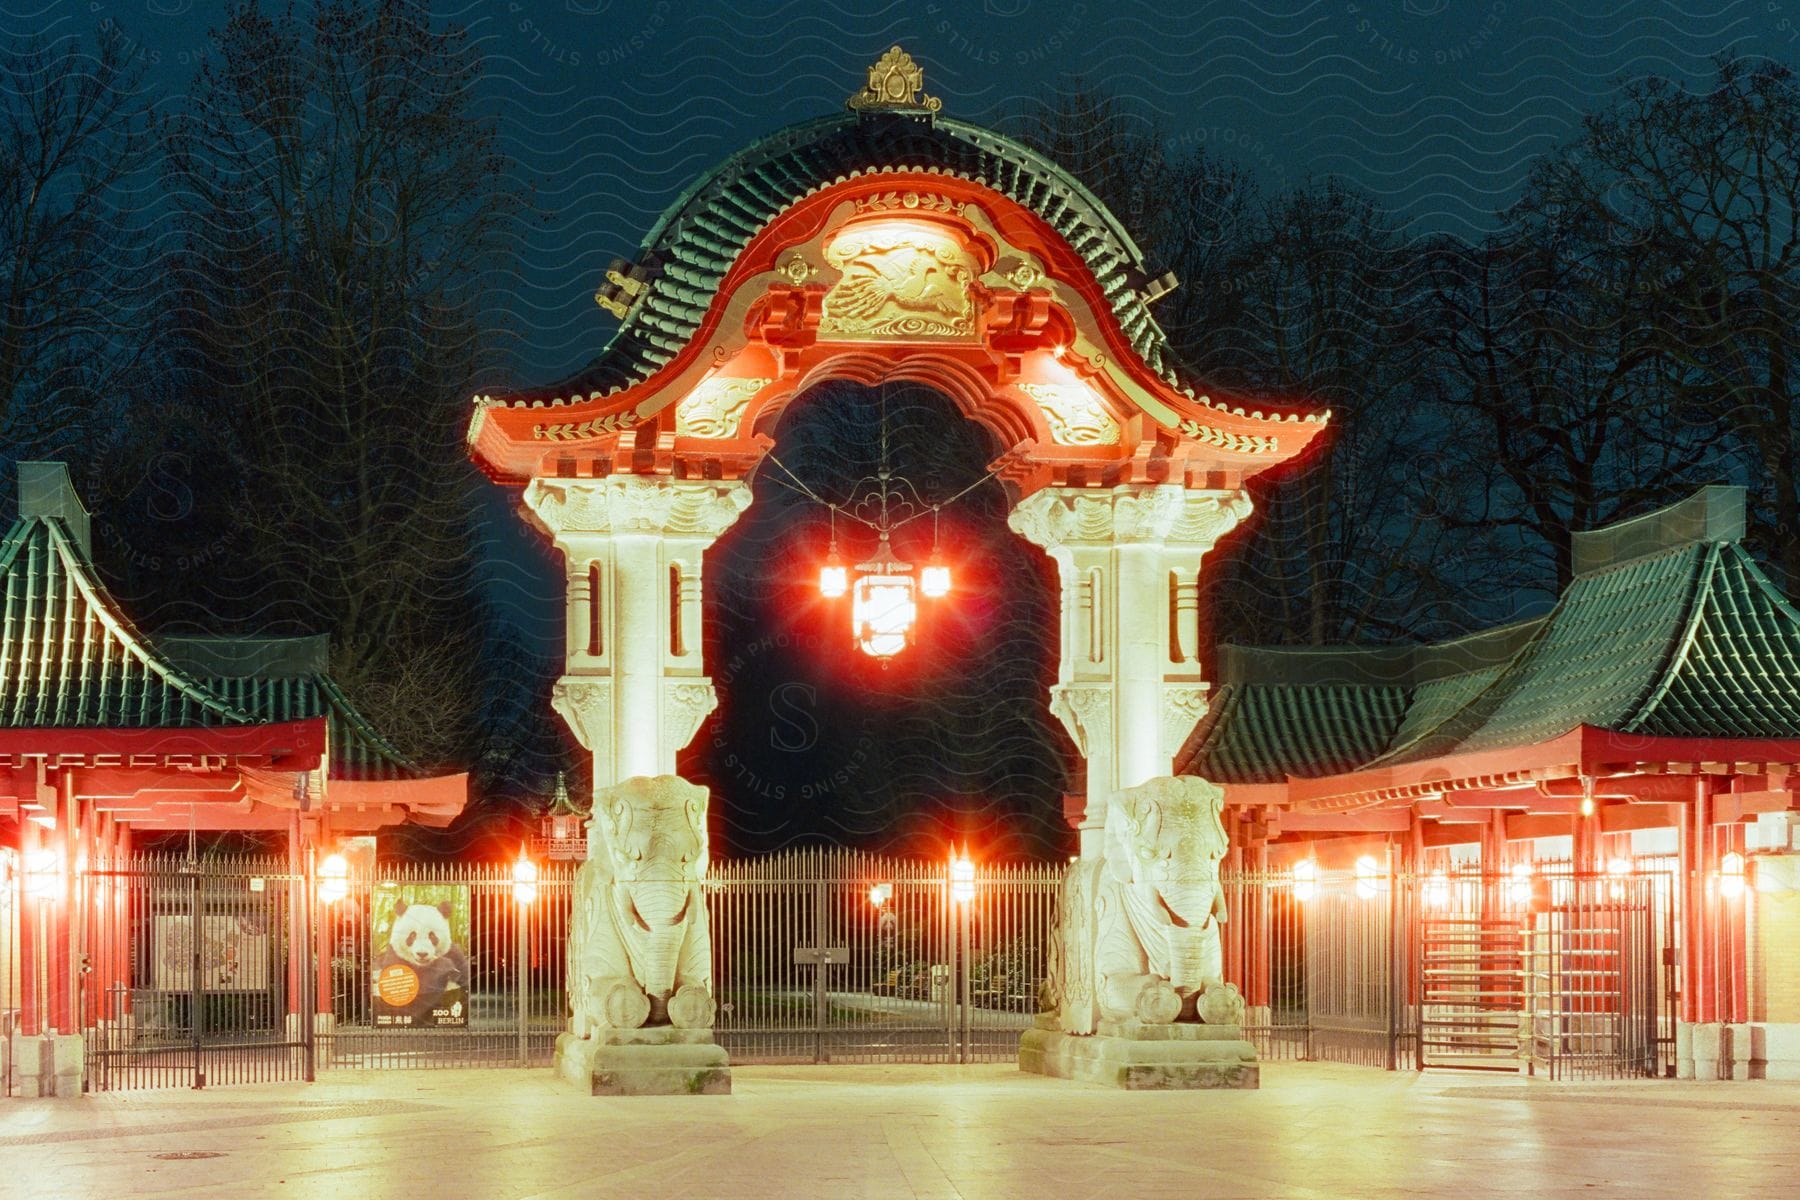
[950,853,974,1063]
[514,855,537,1066]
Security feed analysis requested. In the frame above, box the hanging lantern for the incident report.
[819,560,849,598]
[852,535,917,658]
[920,562,951,598]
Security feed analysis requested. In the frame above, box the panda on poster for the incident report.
[372,891,470,1027]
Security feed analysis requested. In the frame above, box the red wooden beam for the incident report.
[0,719,324,769]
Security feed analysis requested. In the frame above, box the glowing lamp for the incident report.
[854,572,916,658]
[1423,870,1450,910]
[24,847,62,900]
[1354,854,1383,900]
[1292,858,1317,903]
[318,852,350,904]
[1720,851,1746,900]
[513,856,540,906]
[819,562,848,598]
[920,563,951,598]
[869,882,892,908]
[950,856,975,904]
[1507,862,1532,906]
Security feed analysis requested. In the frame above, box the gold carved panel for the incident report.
[817,219,979,342]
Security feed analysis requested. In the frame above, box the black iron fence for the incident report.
[3,848,1683,1093]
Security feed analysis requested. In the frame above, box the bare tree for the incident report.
[142,0,524,767]
[0,30,150,455]
[1504,57,1799,588]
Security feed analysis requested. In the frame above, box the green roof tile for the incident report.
[505,111,1192,407]
[1181,486,1800,784]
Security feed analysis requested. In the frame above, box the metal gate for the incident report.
[1413,870,1672,1079]
[85,856,312,1091]
[707,850,1060,1063]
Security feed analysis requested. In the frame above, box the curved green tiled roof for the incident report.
[1631,544,1800,739]
[160,636,424,781]
[510,110,1185,406]
[0,497,255,728]
[1187,673,1409,785]
[1181,486,1800,784]
[0,464,425,780]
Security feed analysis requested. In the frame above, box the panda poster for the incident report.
[370,885,471,1027]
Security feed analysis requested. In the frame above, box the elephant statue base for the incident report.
[1019,776,1259,1090]
[554,775,731,1096]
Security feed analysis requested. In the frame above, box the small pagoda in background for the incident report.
[530,772,589,862]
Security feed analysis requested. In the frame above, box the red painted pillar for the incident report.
[75,797,96,1028]
[50,770,75,1034]
[17,819,40,1038]
[313,830,333,1019]
[287,813,303,1018]
[1251,838,1270,1010]
[1722,820,1748,1026]
[114,823,133,1018]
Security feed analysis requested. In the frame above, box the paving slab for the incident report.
[4,1062,1798,1199]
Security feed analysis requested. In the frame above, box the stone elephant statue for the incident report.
[567,775,716,1034]
[1049,776,1244,1031]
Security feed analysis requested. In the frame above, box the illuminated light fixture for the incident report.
[1354,854,1383,900]
[796,386,995,659]
[318,852,350,904]
[1720,851,1747,900]
[513,855,540,906]
[1606,856,1632,900]
[950,854,976,904]
[24,847,62,901]
[1507,862,1533,906]
[1292,858,1318,903]
[1423,870,1450,910]
[869,882,892,908]
[852,534,919,659]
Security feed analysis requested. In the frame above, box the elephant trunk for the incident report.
[1154,881,1222,992]
[614,880,694,998]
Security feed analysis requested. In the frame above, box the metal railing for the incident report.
[83,855,313,1091]
[14,847,1685,1092]
[707,849,1060,1064]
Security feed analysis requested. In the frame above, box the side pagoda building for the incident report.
[1183,486,1800,1081]
[0,463,465,1096]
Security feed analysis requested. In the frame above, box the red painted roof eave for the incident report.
[1277,726,1800,812]
[0,718,326,770]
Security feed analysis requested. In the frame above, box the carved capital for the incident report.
[1161,684,1210,762]
[662,679,719,761]
[1009,485,1252,552]
[524,476,752,543]
[1050,683,1112,758]
[552,675,612,752]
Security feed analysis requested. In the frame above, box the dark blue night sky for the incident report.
[37,0,1794,386]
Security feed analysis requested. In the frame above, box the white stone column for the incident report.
[1009,484,1251,854]
[523,474,752,791]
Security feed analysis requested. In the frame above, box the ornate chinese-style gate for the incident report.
[467,48,1330,1080]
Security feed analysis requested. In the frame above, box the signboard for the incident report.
[370,884,470,1027]
[153,914,271,992]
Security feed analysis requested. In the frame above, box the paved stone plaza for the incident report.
[3,1063,1796,1198]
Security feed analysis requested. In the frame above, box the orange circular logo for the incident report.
[377,963,420,1007]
